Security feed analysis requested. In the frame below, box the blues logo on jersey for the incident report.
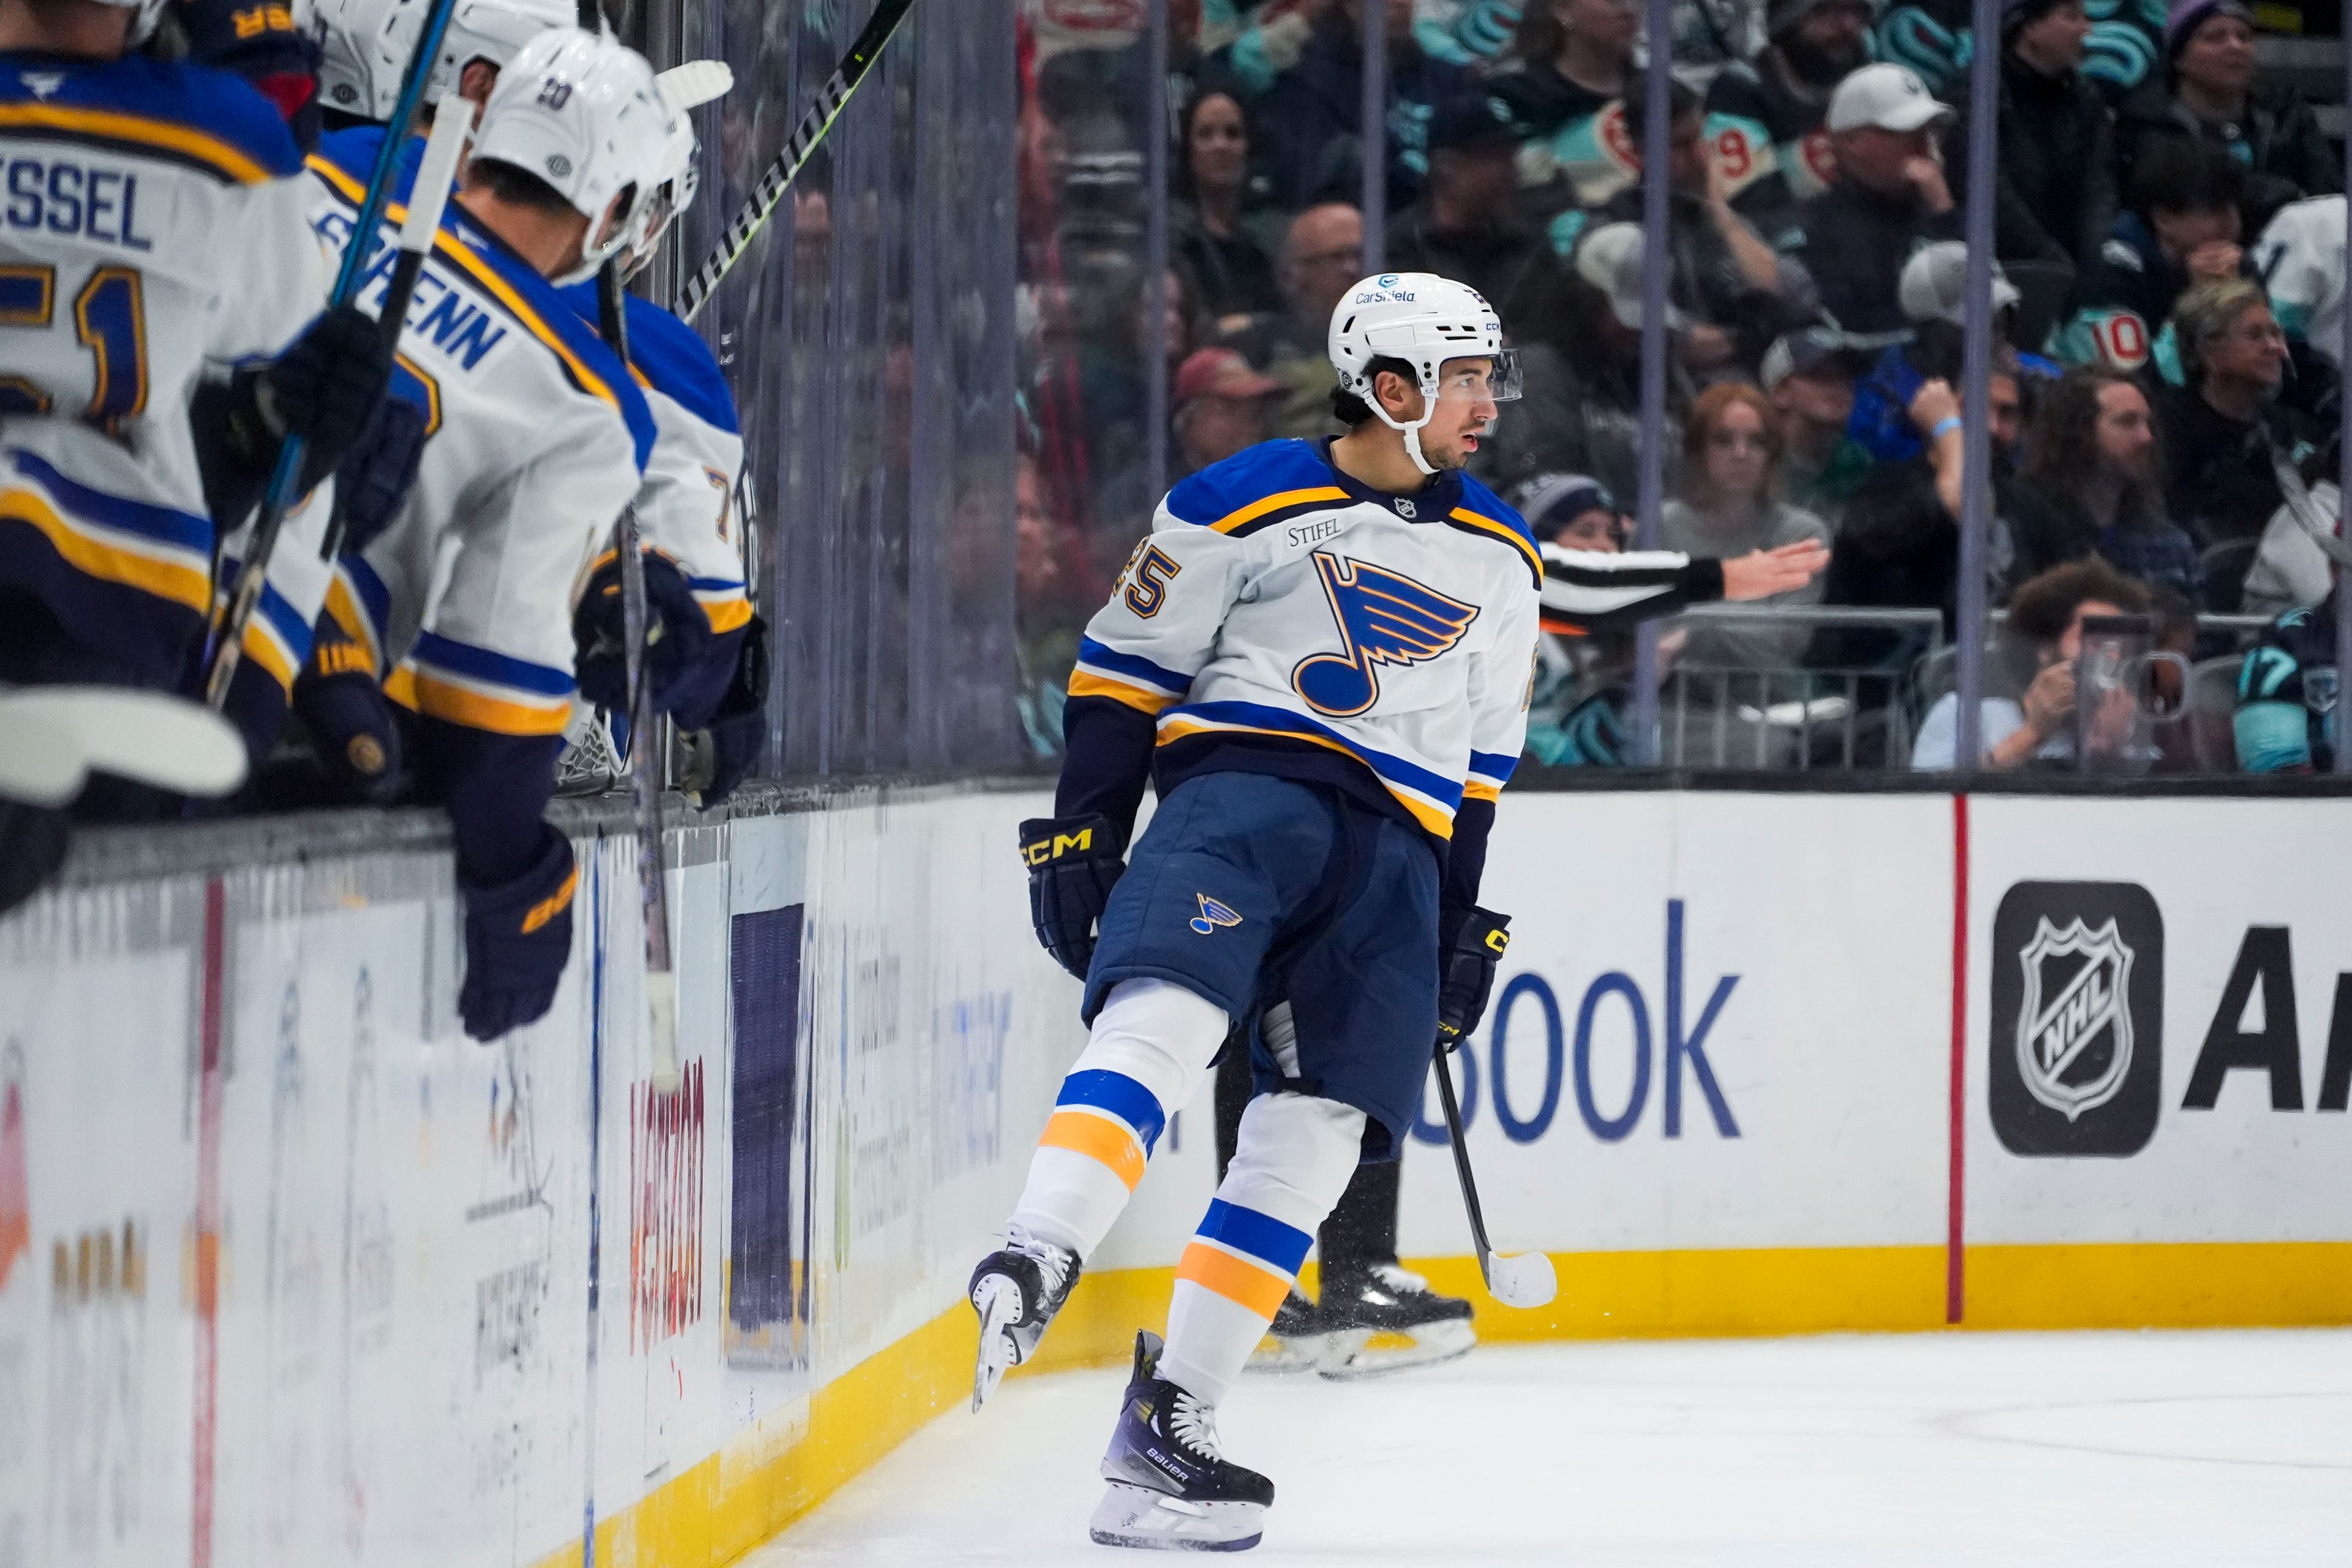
[1291,551,1480,718]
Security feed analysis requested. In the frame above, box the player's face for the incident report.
[1419,357,1513,470]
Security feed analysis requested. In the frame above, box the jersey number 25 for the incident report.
[0,263,147,436]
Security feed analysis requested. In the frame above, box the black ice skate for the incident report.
[1242,1286,1338,1376]
[1315,1262,1476,1381]
[1090,1330,1273,1552]
[969,1224,1080,1411]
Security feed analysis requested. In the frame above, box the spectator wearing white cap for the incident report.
[1704,0,1877,247]
[1545,221,1694,500]
[1941,0,2116,287]
[1845,242,2051,468]
[1781,62,1962,335]
[2115,0,2340,235]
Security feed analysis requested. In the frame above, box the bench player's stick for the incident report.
[315,103,473,566]
[673,0,918,323]
[203,0,464,707]
[1432,1047,1558,1308]
[594,262,682,1095]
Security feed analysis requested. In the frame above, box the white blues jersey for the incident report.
[0,52,333,690]
[2254,195,2345,371]
[307,127,654,740]
[1061,439,1541,853]
[566,287,748,641]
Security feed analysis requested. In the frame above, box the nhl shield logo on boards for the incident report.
[2015,918,2134,1120]
[1989,882,2164,1157]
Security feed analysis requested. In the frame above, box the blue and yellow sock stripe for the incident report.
[1463,747,1517,804]
[688,574,753,635]
[1036,1069,1167,1193]
[1175,1199,1314,1319]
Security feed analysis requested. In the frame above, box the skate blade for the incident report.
[971,1276,1021,1412]
[1087,1482,1264,1552]
[1316,1318,1476,1382]
[1243,1329,1340,1377]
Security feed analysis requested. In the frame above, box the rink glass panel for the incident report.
[659,0,1024,778]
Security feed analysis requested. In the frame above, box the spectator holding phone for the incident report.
[1912,558,2149,768]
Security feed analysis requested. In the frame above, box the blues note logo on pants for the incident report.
[1191,895,1243,936]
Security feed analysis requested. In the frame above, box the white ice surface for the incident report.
[753,1330,2352,1566]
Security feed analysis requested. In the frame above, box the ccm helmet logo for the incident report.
[1024,828,1094,865]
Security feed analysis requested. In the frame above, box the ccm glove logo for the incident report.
[1022,824,1103,866]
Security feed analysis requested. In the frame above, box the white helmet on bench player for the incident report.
[1329,273,1521,475]
[470,27,676,286]
[316,0,576,123]
[617,60,732,281]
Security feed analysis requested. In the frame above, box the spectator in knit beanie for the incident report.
[1943,0,2116,286]
[2116,0,2340,234]
[1704,0,1877,245]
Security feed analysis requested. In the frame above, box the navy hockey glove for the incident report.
[688,616,769,809]
[329,395,428,556]
[459,824,578,1042]
[1434,905,1511,1052]
[572,550,714,717]
[260,305,396,478]
[292,628,404,805]
[1020,814,1123,981]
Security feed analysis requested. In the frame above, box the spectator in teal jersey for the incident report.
[1492,0,1642,256]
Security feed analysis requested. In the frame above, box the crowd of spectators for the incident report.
[1013,0,2348,774]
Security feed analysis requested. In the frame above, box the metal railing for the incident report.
[1652,606,1945,771]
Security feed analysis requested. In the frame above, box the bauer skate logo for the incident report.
[1989,882,2164,1158]
[2015,918,2134,1120]
[1189,896,1243,937]
[1291,551,1480,718]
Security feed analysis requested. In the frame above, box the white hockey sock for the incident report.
[1159,1091,1366,1408]
[1006,979,1229,1260]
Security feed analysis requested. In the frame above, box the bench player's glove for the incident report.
[259,305,397,478]
[459,824,578,1042]
[292,627,404,806]
[329,396,429,556]
[1020,814,1123,981]
[686,616,769,809]
[1434,905,1511,1052]
[572,550,714,717]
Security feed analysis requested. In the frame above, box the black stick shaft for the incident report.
[1433,1047,1496,1283]
[673,0,918,322]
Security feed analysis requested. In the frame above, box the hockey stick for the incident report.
[1431,1047,1558,1308]
[0,687,249,804]
[316,104,474,567]
[202,0,464,707]
[597,263,684,1096]
[673,0,918,323]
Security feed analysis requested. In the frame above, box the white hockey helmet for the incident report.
[1328,272,1521,475]
[470,28,675,286]
[315,0,576,123]
[619,60,731,281]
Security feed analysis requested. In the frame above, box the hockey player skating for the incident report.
[970,273,1539,1551]
[303,26,662,1040]
[1223,477,1827,1380]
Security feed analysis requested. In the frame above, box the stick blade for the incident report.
[0,707,88,805]
[1,688,247,797]
[1485,1250,1557,1310]
[658,59,733,112]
